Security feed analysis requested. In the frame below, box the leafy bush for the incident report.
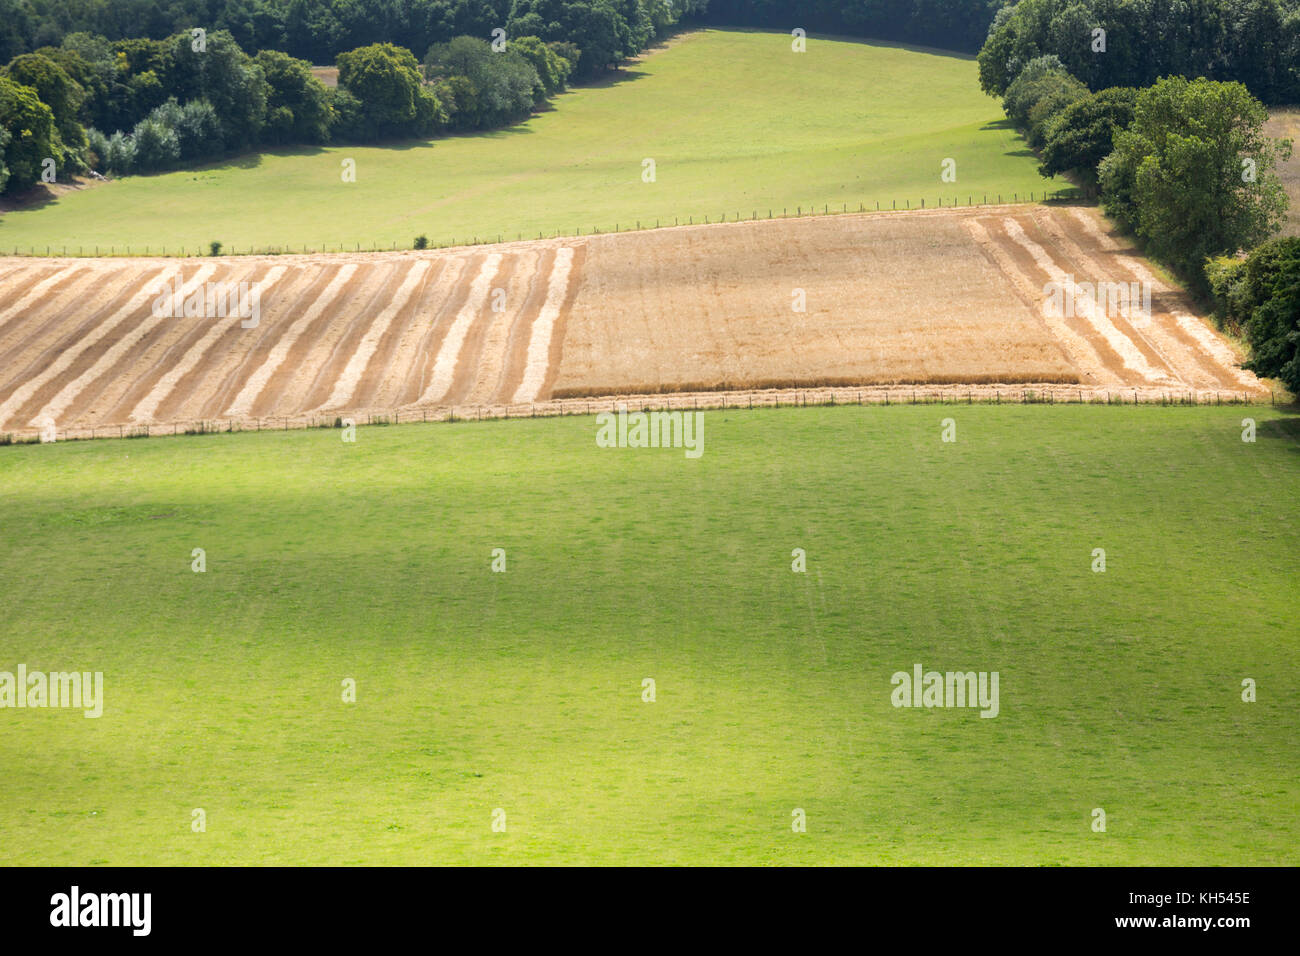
[85,125,109,171]
[175,98,224,158]
[103,129,136,174]
[146,98,224,161]
[1024,76,1089,147]
[512,35,574,98]
[130,115,180,171]
[254,49,331,145]
[1206,256,1250,327]
[1003,56,1088,145]
[1209,238,1300,391]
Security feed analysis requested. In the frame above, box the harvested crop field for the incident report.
[556,204,1261,397]
[0,205,1263,435]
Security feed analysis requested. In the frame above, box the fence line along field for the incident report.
[0,205,1264,435]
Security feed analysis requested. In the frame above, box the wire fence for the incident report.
[1,188,1088,259]
[0,382,1280,446]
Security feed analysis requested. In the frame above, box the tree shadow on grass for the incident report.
[0,176,105,214]
[198,143,333,172]
[1252,403,1300,458]
[700,24,978,61]
[976,118,1038,157]
[575,67,651,91]
[3,52,657,209]
[0,185,59,214]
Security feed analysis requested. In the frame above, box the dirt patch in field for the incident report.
[310,66,339,88]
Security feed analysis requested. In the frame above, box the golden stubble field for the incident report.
[0,204,1263,435]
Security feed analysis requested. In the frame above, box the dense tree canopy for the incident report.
[1001,54,1089,147]
[1209,238,1300,392]
[0,0,707,71]
[1037,86,1136,182]
[1099,77,1290,289]
[0,74,56,191]
[337,41,446,138]
[978,0,1300,104]
[511,34,573,95]
[424,35,537,127]
[169,30,269,149]
[2,53,86,151]
[254,49,333,144]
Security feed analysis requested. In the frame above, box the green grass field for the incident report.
[1,405,1296,865]
[0,29,1064,255]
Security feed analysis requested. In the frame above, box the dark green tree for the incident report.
[168,29,269,149]
[2,53,87,151]
[1209,237,1300,392]
[1037,86,1136,182]
[1099,77,1291,288]
[254,49,332,143]
[424,35,539,127]
[336,41,445,138]
[0,74,57,192]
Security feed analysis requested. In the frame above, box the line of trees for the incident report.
[0,1,711,74]
[978,0,1300,105]
[1,30,335,187]
[0,0,713,193]
[1012,69,1290,293]
[0,1,1009,66]
[0,29,580,190]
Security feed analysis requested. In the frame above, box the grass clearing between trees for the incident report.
[0,30,1064,255]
